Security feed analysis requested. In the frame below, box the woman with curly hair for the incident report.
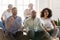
[40,8,59,39]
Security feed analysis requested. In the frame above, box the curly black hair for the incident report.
[41,8,52,18]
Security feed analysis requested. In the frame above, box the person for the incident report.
[40,8,59,39]
[1,4,13,26]
[24,3,33,19]
[5,7,23,39]
[24,10,50,40]
[0,21,4,29]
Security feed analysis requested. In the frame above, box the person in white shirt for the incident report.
[24,3,33,19]
[40,8,59,39]
[1,4,13,25]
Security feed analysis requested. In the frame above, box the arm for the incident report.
[5,21,11,29]
[1,11,6,22]
[51,20,57,29]
[39,20,50,36]
[5,17,14,29]
[24,9,27,17]
[24,9,31,17]
[39,19,48,33]
[16,17,23,31]
[24,20,29,32]
[40,23,48,33]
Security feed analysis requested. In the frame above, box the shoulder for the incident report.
[35,17,40,21]
[17,16,21,19]
[4,10,8,13]
[48,18,53,21]
[50,17,53,20]
[37,17,44,23]
[25,9,29,11]
[7,16,12,20]
[16,16,22,21]
[2,10,7,15]
[36,17,41,21]
[24,9,29,12]
[24,17,31,22]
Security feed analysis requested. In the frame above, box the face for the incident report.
[28,4,33,9]
[31,11,36,18]
[12,8,17,16]
[8,4,13,10]
[44,10,49,17]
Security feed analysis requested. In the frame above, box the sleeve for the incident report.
[16,17,22,27]
[24,19,28,30]
[24,9,27,17]
[1,11,6,21]
[5,16,12,29]
[39,18,46,30]
[2,11,6,17]
[50,17,54,20]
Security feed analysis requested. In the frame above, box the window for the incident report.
[17,0,36,21]
[0,0,37,21]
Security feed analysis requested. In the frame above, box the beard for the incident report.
[32,16,36,19]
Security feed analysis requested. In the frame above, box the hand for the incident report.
[6,17,14,29]
[46,29,51,31]
[9,17,14,24]
[45,31,50,37]
[23,29,28,33]
[54,26,57,30]
[19,26,23,31]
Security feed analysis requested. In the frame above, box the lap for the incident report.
[35,31,51,40]
[27,30,51,40]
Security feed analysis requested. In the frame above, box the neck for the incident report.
[32,17,35,20]
[12,15,16,19]
[44,16,48,19]
[29,8,33,10]
[7,9,12,12]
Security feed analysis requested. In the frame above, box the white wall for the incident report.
[0,0,60,21]
[39,0,60,20]
[51,0,60,20]
[0,0,37,21]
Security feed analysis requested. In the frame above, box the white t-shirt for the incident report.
[24,9,33,18]
[41,18,54,30]
[2,10,12,21]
